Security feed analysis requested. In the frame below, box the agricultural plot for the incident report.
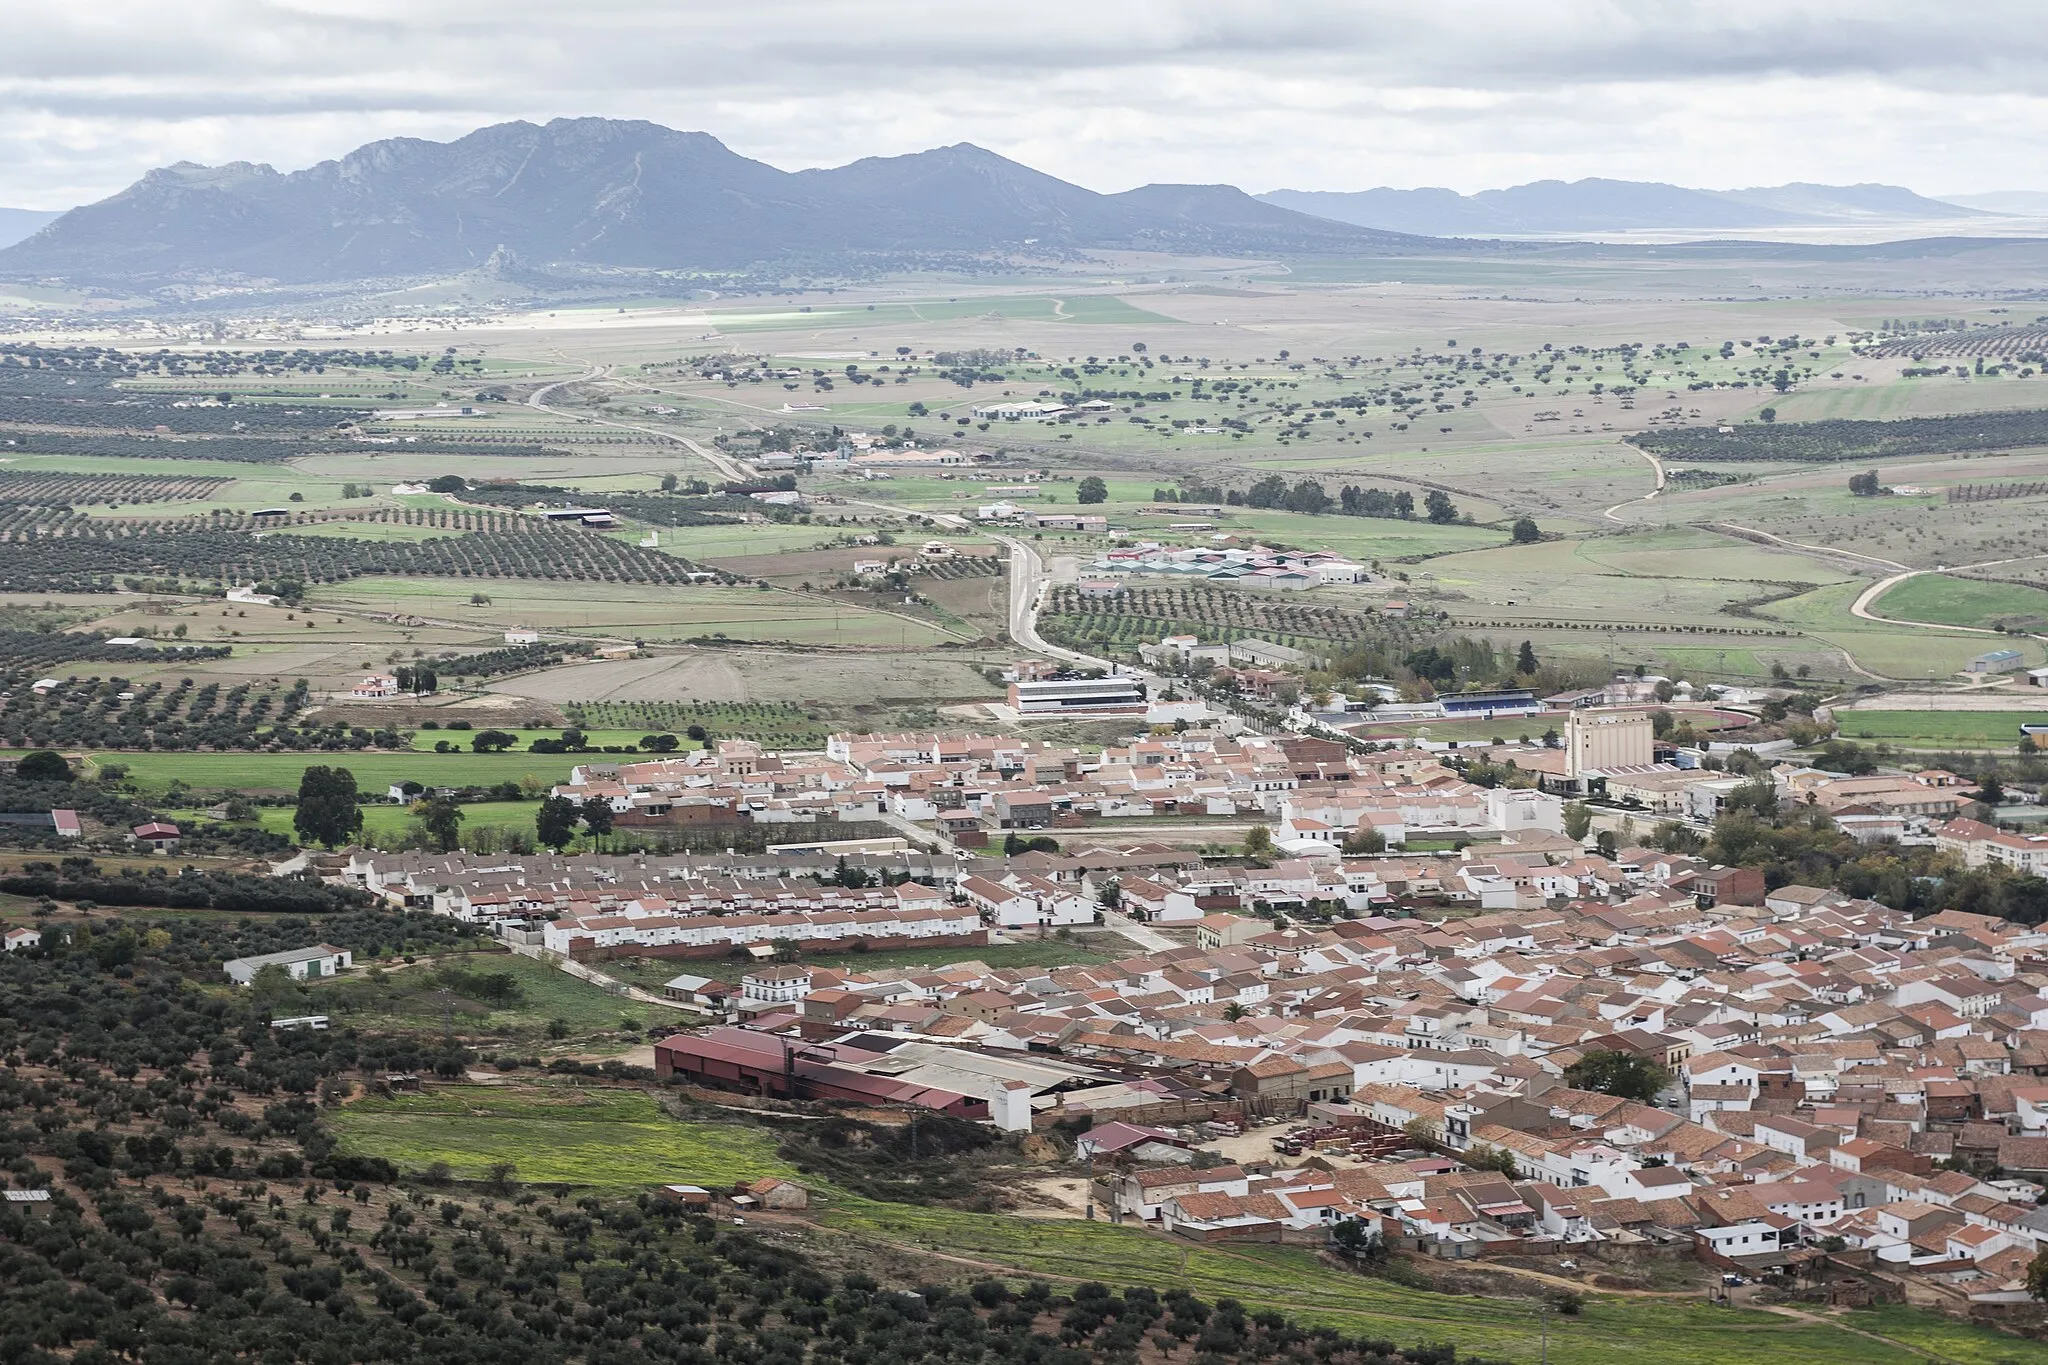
[1043,583,1439,660]
[1632,409,2048,464]
[328,1089,792,1190]
[648,523,853,560]
[0,524,707,594]
[0,629,229,671]
[0,468,231,505]
[491,647,1004,707]
[318,576,963,647]
[2,676,312,751]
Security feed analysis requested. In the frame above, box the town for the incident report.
[294,686,2048,1313]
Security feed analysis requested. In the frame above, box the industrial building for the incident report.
[1007,675,1147,715]
[654,1027,1162,1131]
[1565,708,1655,779]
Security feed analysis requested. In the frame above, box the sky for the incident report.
[2,0,2045,209]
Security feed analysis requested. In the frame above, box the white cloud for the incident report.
[0,0,2043,206]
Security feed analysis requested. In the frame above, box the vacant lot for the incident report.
[329,1088,792,1189]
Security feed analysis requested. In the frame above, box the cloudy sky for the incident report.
[2,0,2044,209]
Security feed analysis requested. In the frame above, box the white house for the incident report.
[223,944,353,986]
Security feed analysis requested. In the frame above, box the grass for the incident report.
[307,952,667,1037]
[819,1199,2041,1365]
[1872,575,2048,632]
[328,1087,794,1189]
[299,945,663,1039]
[1761,582,2009,679]
[248,800,543,845]
[1834,709,2047,749]
[87,750,580,794]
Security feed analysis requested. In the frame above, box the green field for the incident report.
[1834,708,2046,749]
[307,951,674,1037]
[240,799,545,844]
[1762,582,2008,679]
[1872,574,2048,633]
[328,1089,792,1189]
[88,749,578,794]
[820,1198,2048,1365]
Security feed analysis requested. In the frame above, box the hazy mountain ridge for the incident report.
[1259,178,1994,236]
[0,118,1424,285]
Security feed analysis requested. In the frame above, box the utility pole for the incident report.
[1539,1304,1548,1365]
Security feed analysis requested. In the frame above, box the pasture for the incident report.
[1871,574,2048,632]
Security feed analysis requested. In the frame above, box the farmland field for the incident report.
[491,647,1004,706]
[312,577,966,646]
[328,1088,792,1189]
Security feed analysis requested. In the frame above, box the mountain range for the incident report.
[0,118,1420,285]
[0,119,2040,287]
[1258,179,1991,236]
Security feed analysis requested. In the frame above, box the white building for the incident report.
[223,944,353,986]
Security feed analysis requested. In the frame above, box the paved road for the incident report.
[526,362,752,482]
[1099,908,1175,952]
[987,532,1123,671]
[505,940,690,1010]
